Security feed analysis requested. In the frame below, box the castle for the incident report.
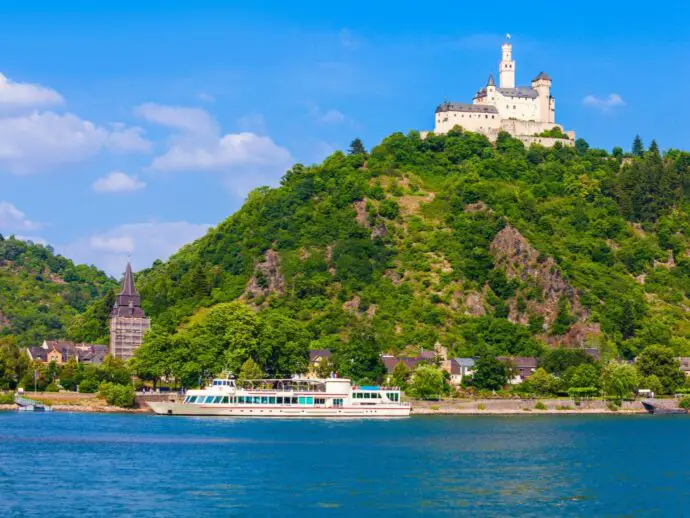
[109,262,150,361]
[426,37,575,147]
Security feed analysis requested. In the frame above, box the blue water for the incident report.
[1,413,689,516]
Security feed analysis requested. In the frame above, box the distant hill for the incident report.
[130,129,690,383]
[0,236,117,347]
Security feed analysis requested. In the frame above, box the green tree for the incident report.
[348,138,367,156]
[407,365,445,400]
[472,356,508,391]
[540,348,594,377]
[99,355,131,386]
[333,324,385,383]
[238,358,264,381]
[635,345,684,394]
[391,361,411,390]
[600,361,638,400]
[640,374,663,396]
[523,367,559,395]
[632,135,645,157]
[99,382,135,407]
[569,363,600,389]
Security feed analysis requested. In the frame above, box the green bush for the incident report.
[0,392,15,405]
[534,401,547,411]
[45,383,60,393]
[679,396,690,410]
[99,382,136,408]
[78,379,100,394]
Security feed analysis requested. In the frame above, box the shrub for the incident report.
[607,401,619,411]
[45,383,59,393]
[679,397,690,410]
[556,405,572,411]
[99,382,136,408]
[0,392,14,405]
[477,403,486,411]
[78,379,100,394]
[534,401,547,411]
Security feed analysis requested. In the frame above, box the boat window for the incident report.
[261,397,268,404]
[364,393,370,399]
[188,396,197,403]
[238,396,244,404]
[307,397,313,405]
[269,397,276,404]
[222,396,229,404]
[254,397,261,404]
[315,398,325,405]
[298,397,306,405]
[213,396,222,404]
[277,397,283,404]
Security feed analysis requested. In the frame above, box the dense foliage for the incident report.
[0,236,116,347]
[117,129,690,385]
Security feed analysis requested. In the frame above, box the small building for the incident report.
[678,357,690,376]
[109,262,150,361]
[25,340,108,365]
[497,356,538,384]
[307,349,332,376]
[447,358,476,386]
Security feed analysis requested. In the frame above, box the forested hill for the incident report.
[131,130,690,384]
[0,236,116,347]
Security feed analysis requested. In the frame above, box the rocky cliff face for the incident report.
[490,224,600,345]
[244,249,285,302]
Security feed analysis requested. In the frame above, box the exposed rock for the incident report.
[384,269,402,285]
[490,224,588,328]
[464,201,492,214]
[540,322,602,348]
[399,192,435,216]
[353,200,370,228]
[343,295,361,314]
[464,291,486,317]
[366,304,378,319]
[371,222,388,240]
[244,249,285,300]
[299,248,311,261]
[654,250,675,270]
[635,273,646,285]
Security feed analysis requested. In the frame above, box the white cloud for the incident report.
[135,102,218,136]
[307,103,346,125]
[58,221,212,276]
[582,94,626,111]
[198,92,216,103]
[0,73,63,109]
[150,132,292,173]
[0,201,42,231]
[93,171,146,193]
[0,111,150,174]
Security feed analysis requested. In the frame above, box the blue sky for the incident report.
[1,0,689,276]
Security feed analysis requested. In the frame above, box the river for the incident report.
[0,412,688,516]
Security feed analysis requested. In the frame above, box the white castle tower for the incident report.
[499,41,515,89]
[428,35,575,147]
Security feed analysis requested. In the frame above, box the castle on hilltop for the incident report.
[425,37,575,147]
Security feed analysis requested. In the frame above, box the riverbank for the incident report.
[411,398,646,415]
[1,392,664,415]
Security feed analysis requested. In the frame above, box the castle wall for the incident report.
[500,119,562,136]
[494,92,539,122]
[435,110,501,134]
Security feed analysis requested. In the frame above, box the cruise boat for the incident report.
[147,377,411,418]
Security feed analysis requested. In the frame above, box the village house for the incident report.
[26,340,108,366]
[678,357,690,376]
[446,358,476,386]
[307,349,332,376]
[497,356,538,384]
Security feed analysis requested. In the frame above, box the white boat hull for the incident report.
[147,401,411,418]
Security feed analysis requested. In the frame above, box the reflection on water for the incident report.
[1,413,689,517]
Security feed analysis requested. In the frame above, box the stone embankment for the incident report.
[411,398,645,415]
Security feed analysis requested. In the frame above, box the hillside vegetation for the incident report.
[127,130,690,385]
[0,236,116,347]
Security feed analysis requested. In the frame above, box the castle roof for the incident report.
[436,102,498,114]
[111,262,146,318]
[487,74,495,87]
[497,87,538,99]
[532,71,552,82]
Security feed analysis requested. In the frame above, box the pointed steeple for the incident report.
[487,74,495,87]
[111,261,144,318]
[119,262,138,297]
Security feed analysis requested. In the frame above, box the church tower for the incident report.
[499,40,515,89]
[109,262,150,361]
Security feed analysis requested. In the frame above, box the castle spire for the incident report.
[487,74,495,87]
